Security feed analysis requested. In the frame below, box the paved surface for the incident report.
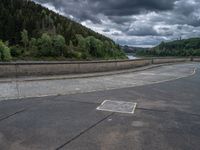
[0,63,196,100]
[0,63,200,150]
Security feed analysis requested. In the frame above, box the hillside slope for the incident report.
[0,0,126,61]
[121,45,149,53]
[0,0,111,44]
[136,38,200,56]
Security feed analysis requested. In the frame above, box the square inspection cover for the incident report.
[97,100,137,114]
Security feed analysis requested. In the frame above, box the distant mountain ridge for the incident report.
[136,38,200,56]
[121,45,149,53]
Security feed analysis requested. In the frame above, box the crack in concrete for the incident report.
[54,98,100,105]
[137,107,200,117]
[0,109,27,122]
[137,107,168,113]
[55,113,114,150]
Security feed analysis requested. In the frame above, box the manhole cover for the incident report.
[97,100,137,114]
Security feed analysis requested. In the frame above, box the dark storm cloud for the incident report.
[103,29,110,33]
[111,32,121,36]
[126,25,158,36]
[33,0,176,23]
[164,0,200,27]
[78,12,102,24]
[33,0,200,47]
[90,0,176,16]
[108,16,136,25]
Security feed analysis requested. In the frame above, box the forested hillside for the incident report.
[121,45,149,53]
[0,0,126,61]
[137,38,200,56]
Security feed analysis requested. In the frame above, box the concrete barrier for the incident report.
[0,59,152,78]
[116,59,151,70]
[0,64,17,77]
[152,58,190,64]
[193,57,200,62]
[0,57,194,78]
[0,58,197,100]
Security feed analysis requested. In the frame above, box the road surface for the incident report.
[0,62,199,150]
[0,63,196,100]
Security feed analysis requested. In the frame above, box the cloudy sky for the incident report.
[33,0,200,47]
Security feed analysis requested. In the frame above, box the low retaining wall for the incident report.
[193,57,200,62]
[152,58,191,64]
[0,57,193,77]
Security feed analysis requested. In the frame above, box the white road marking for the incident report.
[97,100,137,114]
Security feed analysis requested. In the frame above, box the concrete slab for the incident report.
[0,63,199,150]
[0,101,111,150]
[0,63,197,101]
[63,110,200,150]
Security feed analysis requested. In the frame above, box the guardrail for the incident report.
[0,57,195,78]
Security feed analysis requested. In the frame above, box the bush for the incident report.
[21,29,29,49]
[10,45,22,57]
[37,33,53,56]
[52,35,66,56]
[71,51,82,59]
[0,41,12,61]
[29,38,38,56]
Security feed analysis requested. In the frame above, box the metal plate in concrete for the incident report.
[97,100,137,114]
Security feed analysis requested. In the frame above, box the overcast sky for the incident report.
[33,0,200,47]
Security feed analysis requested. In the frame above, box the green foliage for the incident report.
[10,45,22,57]
[52,35,65,56]
[21,29,29,49]
[0,0,113,46]
[2,31,126,60]
[0,41,12,61]
[76,35,126,59]
[0,0,126,60]
[37,33,53,56]
[137,38,200,57]
[29,38,38,56]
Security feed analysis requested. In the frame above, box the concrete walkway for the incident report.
[0,63,197,101]
[0,62,199,150]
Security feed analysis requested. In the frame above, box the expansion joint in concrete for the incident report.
[0,109,27,122]
[55,113,114,150]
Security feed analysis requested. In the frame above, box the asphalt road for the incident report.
[0,63,199,150]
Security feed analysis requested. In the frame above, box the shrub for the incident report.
[29,38,38,56]
[37,33,53,56]
[0,41,12,61]
[21,29,29,49]
[10,45,22,57]
[52,35,66,56]
[71,51,82,59]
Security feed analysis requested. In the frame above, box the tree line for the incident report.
[1,29,125,61]
[137,38,200,56]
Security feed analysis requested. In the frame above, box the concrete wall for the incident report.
[193,57,200,62]
[0,57,193,78]
[152,58,190,64]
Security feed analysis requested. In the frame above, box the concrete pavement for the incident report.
[0,62,200,150]
[0,63,196,100]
